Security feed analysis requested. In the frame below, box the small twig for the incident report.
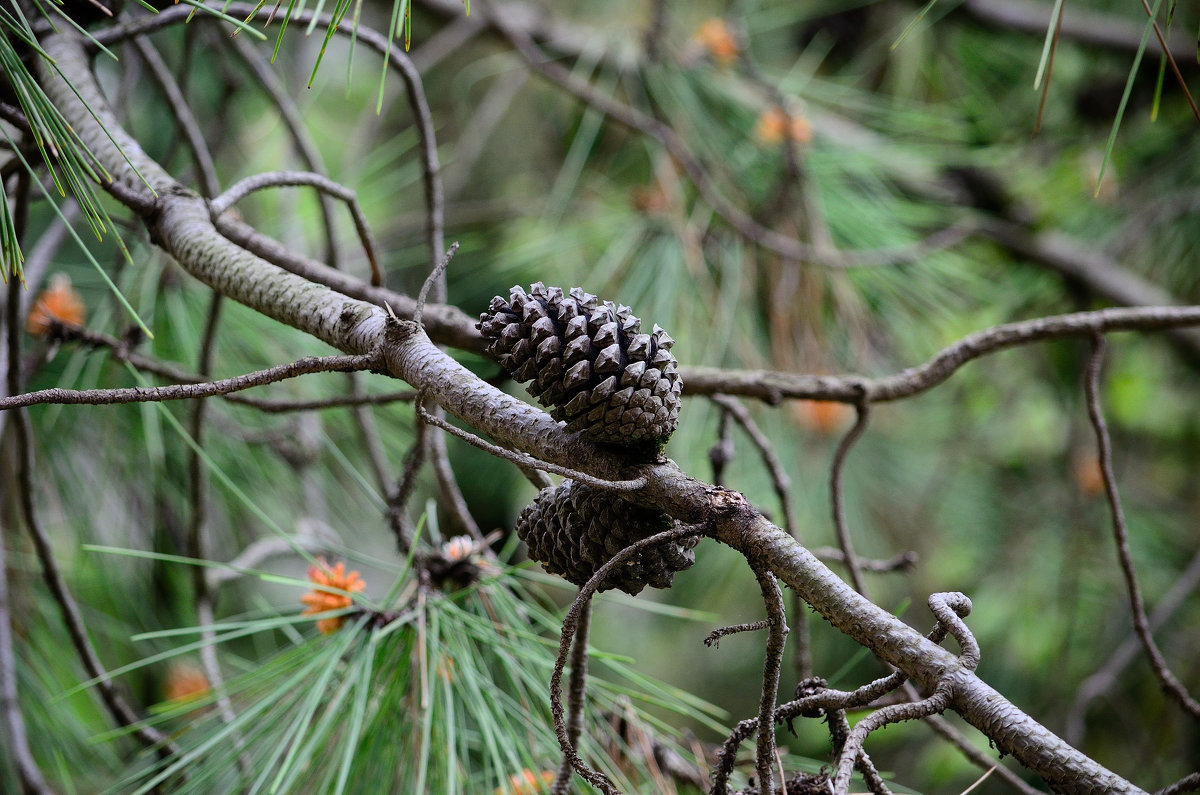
[1031,4,1063,138]
[412,242,459,328]
[6,296,177,757]
[960,766,999,795]
[828,709,893,795]
[711,395,796,538]
[224,31,340,266]
[552,599,592,795]
[18,322,418,413]
[209,171,381,285]
[415,402,647,493]
[1,254,53,794]
[1155,773,1200,795]
[132,36,220,197]
[750,562,788,795]
[704,619,770,648]
[708,405,735,486]
[549,524,707,795]
[388,391,430,554]
[1068,544,1200,744]
[830,392,871,596]
[713,671,908,794]
[0,353,380,410]
[831,685,954,794]
[1083,335,1200,718]
[811,547,918,573]
[1138,0,1200,124]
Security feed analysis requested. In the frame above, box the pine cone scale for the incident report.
[477,282,682,447]
[514,480,697,595]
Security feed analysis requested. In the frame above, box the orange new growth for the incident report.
[27,273,85,335]
[301,558,366,634]
[695,18,739,65]
[756,106,813,145]
[495,769,555,795]
[164,661,211,704]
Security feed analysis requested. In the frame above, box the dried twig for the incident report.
[0,353,380,410]
[415,401,647,493]
[1,270,53,794]
[827,708,892,795]
[549,524,707,795]
[1083,335,1200,718]
[210,171,381,285]
[750,562,788,795]
[552,599,592,795]
[704,619,770,648]
[680,306,1200,403]
[832,684,954,793]
[830,393,871,596]
[132,36,221,196]
[710,395,796,538]
[224,31,341,266]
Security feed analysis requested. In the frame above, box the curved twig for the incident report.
[210,171,381,285]
[549,524,707,795]
[680,306,1200,403]
[710,395,796,538]
[750,562,788,795]
[415,401,648,493]
[830,391,871,595]
[832,684,954,794]
[223,31,341,266]
[927,592,979,671]
[1083,335,1200,718]
[551,599,591,795]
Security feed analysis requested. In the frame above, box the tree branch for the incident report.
[0,354,379,410]
[680,306,1200,404]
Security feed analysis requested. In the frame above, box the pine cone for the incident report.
[477,283,682,446]
[515,480,698,595]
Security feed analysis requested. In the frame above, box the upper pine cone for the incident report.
[515,480,698,595]
[477,283,682,446]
